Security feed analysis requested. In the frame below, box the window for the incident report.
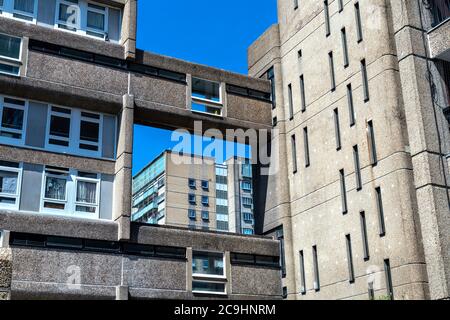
[353,145,362,191]
[201,196,209,206]
[188,209,196,220]
[241,163,252,178]
[56,0,80,31]
[242,197,252,207]
[384,259,394,300]
[346,234,355,283]
[267,67,276,109]
[367,120,378,165]
[338,0,344,12]
[312,245,320,291]
[0,161,22,210]
[294,0,298,10]
[360,211,370,260]
[243,228,254,235]
[201,180,209,191]
[188,194,196,205]
[41,167,100,218]
[430,0,450,27]
[192,251,226,295]
[277,228,286,278]
[300,75,306,112]
[355,2,363,42]
[189,178,196,189]
[361,59,370,102]
[324,0,330,37]
[191,77,222,116]
[340,169,348,214]
[375,187,386,236]
[291,134,298,174]
[201,210,209,221]
[0,33,22,76]
[13,0,37,21]
[347,84,355,126]
[334,108,342,151]
[0,97,26,144]
[328,51,336,91]
[243,212,253,222]
[46,106,107,158]
[299,250,306,295]
[86,3,107,39]
[241,181,252,192]
[272,116,277,127]
[303,127,310,167]
[288,84,294,120]
[341,28,349,67]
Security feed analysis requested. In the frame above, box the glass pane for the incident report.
[192,281,225,293]
[76,205,96,213]
[192,78,220,102]
[45,176,66,200]
[0,0,4,7]
[191,102,222,116]
[0,34,21,60]
[58,3,78,28]
[1,107,24,130]
[50,115,70,138]
[0,63,20,76]
[192,252,224,276]
[14,0,34,13]
[76,180,97,204]
[0,170,18,194]
[87,11,105,31]
[80,121,99,142]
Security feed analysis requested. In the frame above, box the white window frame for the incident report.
[54,0,118,42]
[0,33,23,77]
[191,77,223,117]
[0,95,27,145]
[45,105,104,158]
[0,0,38,23]
[0,162,22,211]
[40,167,101,219]
[192,251,227,296]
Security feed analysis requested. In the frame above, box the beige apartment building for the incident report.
[249,0,450,300]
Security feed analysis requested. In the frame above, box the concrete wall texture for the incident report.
[248,0,450,300]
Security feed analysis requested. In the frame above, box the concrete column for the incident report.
[115,285,129,300]
[113,94,134,241]
[0,248,12,300]
[120,0,137,60]
[225,251,232,295]
[186,247,193,293]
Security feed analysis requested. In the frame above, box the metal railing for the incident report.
[429,0,450,27]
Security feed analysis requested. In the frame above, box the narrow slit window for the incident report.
[340,169,348,214]
[346,234,355,283]
[303,127,310,167]
[360,211,370,260]
[375,187,386,236]
[384,259,394,300]
[347,84,356,126]
[361,59,370,102]
[329,51,336,91]
[338,0,344,12]
[355,2,364,42]
[291,134,298,174]
[324,0,330,37]
[288,84,294,120]
[367,120,378,165]
[341,28,349,67]
[300,75,306,112]
[334,108,342,151]
[312,245,320,291]
[353,145,362,191]
[267,67,276,109]
[299,250,306,295]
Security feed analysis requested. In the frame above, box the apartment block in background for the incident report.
[248,0,450,300]
[0,0,280,300]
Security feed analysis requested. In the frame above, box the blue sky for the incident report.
[132,0,277,175]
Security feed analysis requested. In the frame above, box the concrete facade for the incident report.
[248,0,450,300]
[0,0,280,300]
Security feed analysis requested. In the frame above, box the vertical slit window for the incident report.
[384,259,394,300]
[360,211,370,260]
[267,67,276,109]
[294,0,298,10]
[340,169,348,214]
[299,250,306,295]
[346,234,355,283]
[375,187,386,236]
[288,84,294,120]
[338,0,344,12]
[334,108,342,151]
[300,75,306,112]
[329,51,336,91]
[353,145,362,191]
[361,59,370,102]
[355,2,363,42]
[312,245,320,291]
[291,134,298,174]
[303,127,310,167]
[367,120,378,165]
[341,28,349,67]
[347,84,356,126]
[324,0,330,36]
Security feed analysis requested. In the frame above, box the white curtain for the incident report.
[87,11,104,30]
[0,171,18,194]
[76,181,97,204]
[14,0,35,13]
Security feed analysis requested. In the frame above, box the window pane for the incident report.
[192,252,224,276]
[45,176,66,200]
[0,63,20,76]
[14,0,34,13]
[87,11,105,31]
[0,170,18,194]
[76,180,97,204]
[192,281,225,293]
[0,34,21,60]
[192,78,220,102]
[0,0,4,7]
[1,107,24,130]
[80,120,99,142]
[50,115,70,138]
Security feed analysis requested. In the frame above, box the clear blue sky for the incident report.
[132,0,277,175]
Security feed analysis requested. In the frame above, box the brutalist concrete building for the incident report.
[0,0,282,300]
[248,0,450,300]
